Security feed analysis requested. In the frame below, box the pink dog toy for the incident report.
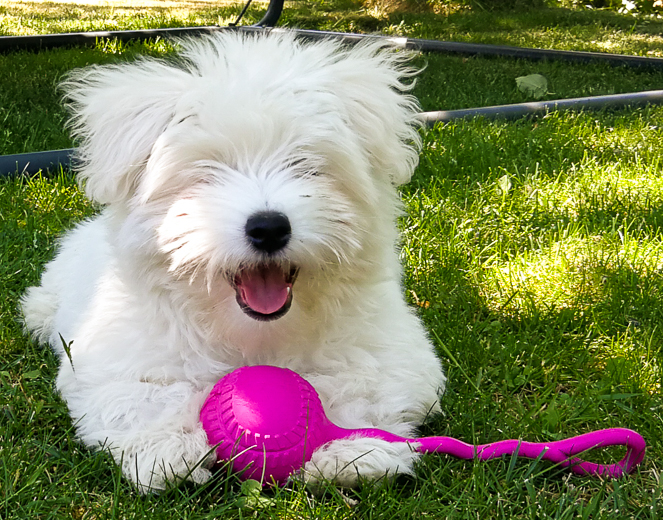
[200,365,646,484]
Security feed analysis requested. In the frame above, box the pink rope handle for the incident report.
[408,427,646,478]
[201,366,647,482]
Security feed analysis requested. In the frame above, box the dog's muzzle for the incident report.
[234,211,297,321]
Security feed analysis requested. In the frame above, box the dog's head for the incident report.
[63,32,422,325]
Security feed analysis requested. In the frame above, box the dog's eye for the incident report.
[175,114,194,126]
[288,158,321,178]
[288,158,306,169]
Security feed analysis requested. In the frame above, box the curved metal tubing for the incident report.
[4,24,663,177]
[2,26,663,70]
[420,89,663,124]
[4,88,663,177]
[253,0,285,27]
[0,149,75,177]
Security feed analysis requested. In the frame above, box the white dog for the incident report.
[21,31,445,493]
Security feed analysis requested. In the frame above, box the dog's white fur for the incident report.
[21,31,445,493]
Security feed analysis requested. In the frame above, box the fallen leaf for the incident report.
[516,74,548,99]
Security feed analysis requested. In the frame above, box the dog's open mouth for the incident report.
[233,263,299,321]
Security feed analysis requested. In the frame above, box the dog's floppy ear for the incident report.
[62,59,192,204]
[331,41,423,187]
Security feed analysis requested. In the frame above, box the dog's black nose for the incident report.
[245,212,291,254]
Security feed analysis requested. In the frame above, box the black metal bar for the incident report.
[4,89,663,177]
[239,27,663,69]
[229,0,254,27]
[0,148,75,176]
[406,37,663,69]
[3,26,663,70]
[0,26,224,53]
[253,0,285,27]
[420,89,663,125]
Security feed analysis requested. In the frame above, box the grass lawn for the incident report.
[1,1,662,518]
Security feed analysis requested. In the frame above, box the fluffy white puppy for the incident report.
[21,30,445,493]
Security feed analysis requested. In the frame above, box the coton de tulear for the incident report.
[21,31,445,493]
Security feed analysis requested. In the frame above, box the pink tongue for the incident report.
[237,265,290,315]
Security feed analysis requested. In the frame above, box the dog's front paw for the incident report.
[300,436,419,489]
[118,426,216,493]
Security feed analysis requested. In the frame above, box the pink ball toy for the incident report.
[199,365,646,485]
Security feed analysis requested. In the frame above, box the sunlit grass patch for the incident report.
[536,155,663,222]
[484,231,662,318]
[0,0,249,34]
